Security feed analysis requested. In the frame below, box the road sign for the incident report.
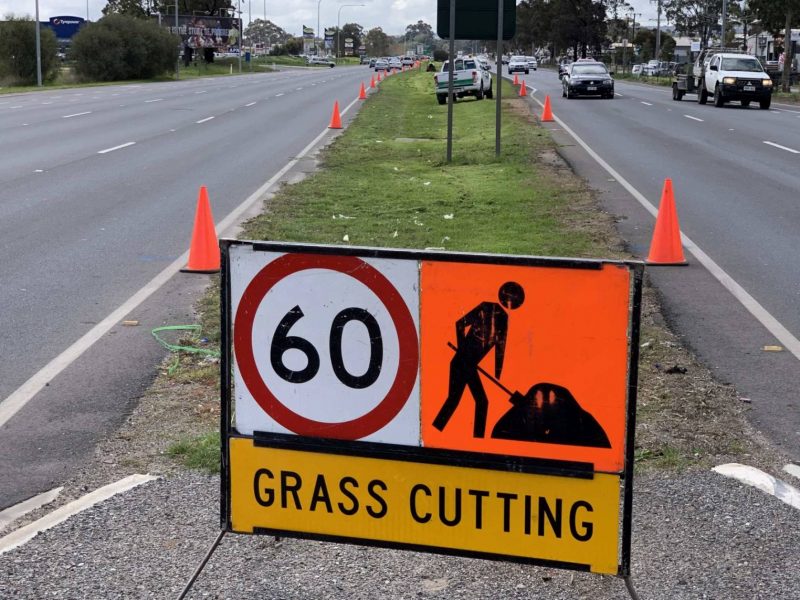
[231,247,420,444]
[420,260,631,472]
[221,241,643,579]
[436,0,516,41]
[229,435,621,575]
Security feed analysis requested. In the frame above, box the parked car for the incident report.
[562,61,614,98]
[643,60,660,76]
[308,56,335,67]
[360,55,369,64]
[434,56,493,104]
[508,55,529,75]
[631,63,643,77]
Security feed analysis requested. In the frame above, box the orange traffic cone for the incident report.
[370,74,376,88]
[541,95,554,121]
[328,101,342,129]
[513,73,519,86]
[519,80,527,97]
[646,179,688,265]
[358,82,367,100]
[377,71,382,82]
[182,186,219,273]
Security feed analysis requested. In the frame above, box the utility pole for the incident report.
[35,0,42,87]
[721,0,728,48]
[175,0,179,80]
[655,0,662,61]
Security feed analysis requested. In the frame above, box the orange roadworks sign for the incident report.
[421,261,632,473]
[229,436,622,575]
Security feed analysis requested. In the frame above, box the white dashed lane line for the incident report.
[196,116,215,124]
[144,98,163,103]
[275,93,285,97]
[684,114,704,122]
[97,141,135,154]
[763,140,800,154]
[713,463,800,511]
[641,101,653,106]
[244,102,257,107]
[62,111,92,119]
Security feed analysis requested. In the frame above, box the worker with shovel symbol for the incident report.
[432,281,525,438]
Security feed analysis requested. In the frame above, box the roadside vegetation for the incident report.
[0,16,59,85]
[158,68,758,475]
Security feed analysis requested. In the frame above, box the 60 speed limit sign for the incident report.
[230,245,421,444]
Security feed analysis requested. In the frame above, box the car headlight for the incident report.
[763,79,773,86]
[722,77,736,85]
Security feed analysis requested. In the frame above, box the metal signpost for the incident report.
[173,240,647,598]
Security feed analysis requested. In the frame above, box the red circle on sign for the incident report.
[234,253,419,439]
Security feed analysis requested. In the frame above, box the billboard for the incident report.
[46,16,85,40]
[163,15,242,49]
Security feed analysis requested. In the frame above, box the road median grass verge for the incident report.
[163,68,762,474]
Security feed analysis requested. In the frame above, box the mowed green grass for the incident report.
[241,69,613,259]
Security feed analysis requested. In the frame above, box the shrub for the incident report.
[432,49,448,62]
[0,16,59,84]
[71,14,178,81]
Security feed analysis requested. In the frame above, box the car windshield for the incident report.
[511,56,525,61]
[721,57,763,72]
[572,65,608,75]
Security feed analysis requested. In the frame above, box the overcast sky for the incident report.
[4,0,661,38]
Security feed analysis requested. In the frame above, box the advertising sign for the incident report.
[221,241,642,578]
[303,25,314,39]
[162,15,241,50]
[47,16,85,40]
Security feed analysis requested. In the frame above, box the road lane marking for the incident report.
[244,101,256,107]
[40,102,52,105]
[97,141,135,154]
[684,115,704,122]
[62,111,92,118]
[713,464,800,511]
[196,116,215,124]
[0,95,362,431]
[275,93,285,97]
[144,98,163,103]
[615,93,623,97]
[640,101,653,106]
[529,94,800,362]
[763,140,800,154]
[784,464,800,482]
[0,487,62,532]
[194,90,207,94]
[0,475,157,555]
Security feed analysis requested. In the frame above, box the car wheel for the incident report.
[436,94,446,105]
[741,100,750,108]
[525,69,529,74]
[562,85,567,98]
[476,84,484,100]
[698,85,708,104]
[485,83,493,99]
[714,84,725,107]
[760,97,771,110]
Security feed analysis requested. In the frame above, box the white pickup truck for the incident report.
[434,57,493,104]
[697,52,773,109]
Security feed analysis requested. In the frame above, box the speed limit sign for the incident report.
[230,244,420,444]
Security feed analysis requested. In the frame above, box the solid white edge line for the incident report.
[97,142,135,154]
[0,487,63,532]
[529,95,800,361]
[0,95,360,430]
[713,464,800,511]
[0,475,157,555]
[784,463,800,482]
[763,140,800,154]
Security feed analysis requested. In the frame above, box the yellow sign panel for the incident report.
[229,437,621,575]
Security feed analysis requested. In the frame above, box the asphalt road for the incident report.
[0,65,372,509]
[516,68,800,461]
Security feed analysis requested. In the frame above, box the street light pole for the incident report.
[317,0,322,54]
[237,0,242,73]
[337,3,364,60]
[655,0,661,61]
[34,0,42,87]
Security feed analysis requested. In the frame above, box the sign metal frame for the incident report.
[219,239,643,577]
